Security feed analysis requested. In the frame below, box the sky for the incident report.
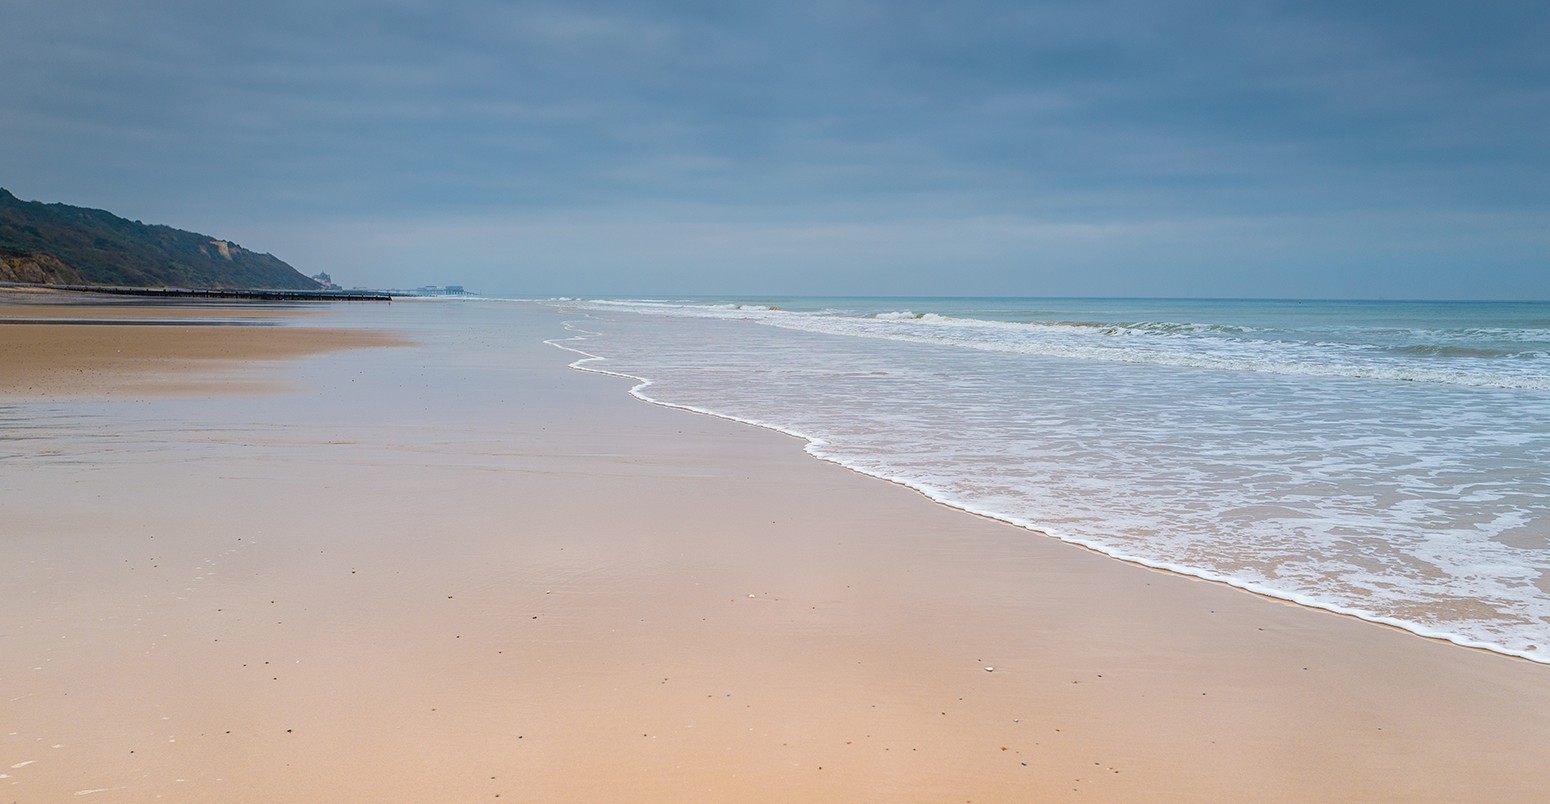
[2,0,1547,298]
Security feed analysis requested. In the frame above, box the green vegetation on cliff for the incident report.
[0,188,320,290]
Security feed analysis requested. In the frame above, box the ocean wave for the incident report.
[566,299,1550,390]
[872,310,952,322]
[1389,344,1518,359]
[544,313,1550,664]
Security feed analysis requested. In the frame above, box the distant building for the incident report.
[311,272,338,290]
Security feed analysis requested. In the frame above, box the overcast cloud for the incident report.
[3,0,1546,297]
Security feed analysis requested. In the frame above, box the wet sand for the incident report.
[2,300,1547,801]
[0,291,408,397]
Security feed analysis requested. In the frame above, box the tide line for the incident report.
[543,318,1548,666]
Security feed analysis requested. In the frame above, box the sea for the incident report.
[526,296,1550,663]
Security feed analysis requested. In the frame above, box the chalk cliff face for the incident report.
[0,188,321,290]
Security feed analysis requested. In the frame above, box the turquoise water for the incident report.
[572,297,1550,388]
[535,296,1550,661]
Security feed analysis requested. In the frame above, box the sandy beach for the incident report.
[0,291,409,397]
[3,297,1548,802]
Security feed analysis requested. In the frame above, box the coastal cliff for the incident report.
[0,188,320,290]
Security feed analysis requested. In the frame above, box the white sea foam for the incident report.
[576,299,1550,390]
[542,299,1550,663]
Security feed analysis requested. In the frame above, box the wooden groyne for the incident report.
[0,282,392,302]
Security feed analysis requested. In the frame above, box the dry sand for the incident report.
[2,300,1547,802]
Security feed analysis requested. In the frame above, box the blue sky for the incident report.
[3,0,1546,298]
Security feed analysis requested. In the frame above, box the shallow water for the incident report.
[535,296,1550,661]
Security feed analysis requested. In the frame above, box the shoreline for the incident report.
[4,300,1548,801]
[548,316,1546,667]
